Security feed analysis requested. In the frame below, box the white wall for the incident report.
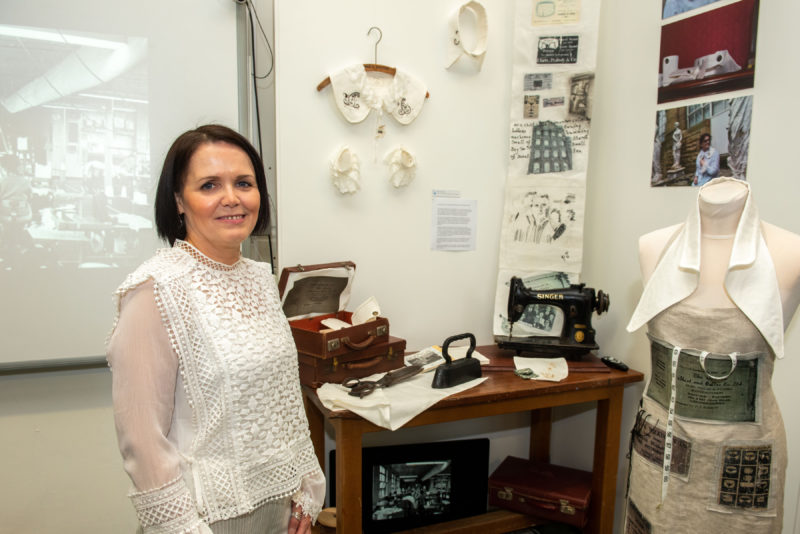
[274,0,514,347]
[2,1,799,533]
[274,1,800,532]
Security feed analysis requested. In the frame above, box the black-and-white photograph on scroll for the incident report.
[499,181,584,273]
[568,73,594,120]
[0,25,151,272]
[662,0,725,19]
[651,95,752,187]
[507,118,590,176]
[528,120,574,174]
[658,0,759,104]
[518,71,593,123]
[536,35,579,65]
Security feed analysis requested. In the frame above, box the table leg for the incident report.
[332,419,363,533]
[529,408,552,463]
[303,391,325,472]
[589,387,624,534]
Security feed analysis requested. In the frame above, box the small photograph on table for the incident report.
[650,95,752,187]
[657,0,759,104]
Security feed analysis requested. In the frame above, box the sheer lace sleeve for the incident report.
[292,468,326,522]
[108,280,211,534]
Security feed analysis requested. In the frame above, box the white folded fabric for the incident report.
[512,356,568,382]
[316,371,487,430]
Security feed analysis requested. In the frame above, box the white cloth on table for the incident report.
[512,356,568,381]
[316,371,487,430]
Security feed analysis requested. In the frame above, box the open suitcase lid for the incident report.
[277,261,356,321]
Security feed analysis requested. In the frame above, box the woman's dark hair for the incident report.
[154,124,269,245]
[698,133,711,147]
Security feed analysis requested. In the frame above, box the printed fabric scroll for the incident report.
[493,0,602,336]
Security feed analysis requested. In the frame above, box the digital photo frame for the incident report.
[329,438,490,533]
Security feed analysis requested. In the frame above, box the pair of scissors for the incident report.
[342,364,424,398]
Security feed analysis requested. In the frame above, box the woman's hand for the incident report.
[288,502,311,534]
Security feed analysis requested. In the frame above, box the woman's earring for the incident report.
[384,146,416,188]
[330,146,361,194]
[178,214,184,228]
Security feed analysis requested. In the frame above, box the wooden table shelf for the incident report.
[303,346,643,534]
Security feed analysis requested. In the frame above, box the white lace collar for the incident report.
[328,64,427,125]
[445,1,488,70]
[173,239,243,271]
[627,178,785,358]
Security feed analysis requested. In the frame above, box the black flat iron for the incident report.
[431,333,482,388]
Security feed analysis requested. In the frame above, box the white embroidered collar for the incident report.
[446,1,488,70]
[328,64,427,125]
[627,178,785,358]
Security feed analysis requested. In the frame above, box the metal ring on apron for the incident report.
[699,351,738,380]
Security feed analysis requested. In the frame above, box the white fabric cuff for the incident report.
[384,147,416,188]
[330,146,361,194]
[291,469,326,523]
[129,475,211,534]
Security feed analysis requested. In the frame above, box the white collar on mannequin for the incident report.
[445,1,488,70]
[627,178,785,358]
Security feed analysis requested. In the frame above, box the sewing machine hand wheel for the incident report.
[595,290,610,314]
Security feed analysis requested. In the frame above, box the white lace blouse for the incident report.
[107,240,324,534]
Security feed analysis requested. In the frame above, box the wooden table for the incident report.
[303,346,643,533]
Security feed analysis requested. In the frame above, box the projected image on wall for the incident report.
[0,24,150,271]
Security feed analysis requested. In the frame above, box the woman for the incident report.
[693,132,720,187]
[107,125,324,534]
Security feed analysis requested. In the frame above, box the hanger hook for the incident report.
[367,26,382,64]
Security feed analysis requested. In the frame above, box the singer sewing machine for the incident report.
[495,276,610,357]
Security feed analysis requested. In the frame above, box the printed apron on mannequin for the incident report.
[624,301,786,533]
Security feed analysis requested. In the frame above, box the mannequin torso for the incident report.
[626,178,797,530]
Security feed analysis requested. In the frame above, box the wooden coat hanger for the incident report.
[316,27,429,98]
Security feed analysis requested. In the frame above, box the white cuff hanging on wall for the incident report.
[384,147,416,188]
[330,146,361,194]
[445,1,488,70]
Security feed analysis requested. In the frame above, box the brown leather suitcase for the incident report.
[488,456,592,528]
[278,262,391,358]
[298,335,406,388]
[278,262,403,386]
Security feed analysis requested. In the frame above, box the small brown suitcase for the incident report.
[298,335,407,388]
[488,456,592,528]
[278,262,404,386]
[278,262,391,359]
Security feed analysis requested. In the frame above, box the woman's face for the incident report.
[175,141,260,264]
[700,137,711,152]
